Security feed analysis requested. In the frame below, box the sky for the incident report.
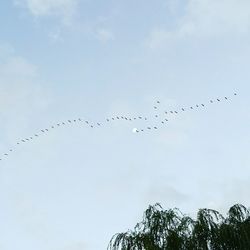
[1,0,250,249]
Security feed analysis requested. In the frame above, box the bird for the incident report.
[155,115,158,117]
[129,118,132,121]
[182,108,185,111]
[201,104,205,107]
[196,105,199,107]
[190,107,193,109]
[35,134,38,137]
[175,111,178,114]
[165,119,168,121]
[112,118,115,120]
[30,137,33,140]
[225,97,228,100]
[165,111,168,114]
[161,121,164,124]
[85,121,89,124]
[10,149,13,152]
[144,117,147,120]
[106,118,110,121]
[78,118,82,121]
[217,99,220,102]
[17,142,20,145]
[157,101,160,104]
[141,129,144,131]
[62,122,65,125]
[138,116,142,119]
[154,127,158,129]
[134,118,137,120]
[68,120,71,123]
[26,138,29,141]
[4,153,8,156]
[41,130,45,132]
[154,106,157,109]
[51,126,54,129]
[234,93,237,96]
[97,123,101,126]
[22,140,25,142]
[210,100,213,103]
[116,117,120,119]
[147,127,151,129]
[45,129,49,131]
[90,125,94,128]
[170,111,173,114]
[57,123,60,126]
[125,117,128,120]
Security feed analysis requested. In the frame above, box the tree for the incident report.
[108,203,250,250]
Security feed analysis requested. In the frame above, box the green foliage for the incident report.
[108,204,250,250]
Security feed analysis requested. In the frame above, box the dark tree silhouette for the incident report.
[108,203,250,250]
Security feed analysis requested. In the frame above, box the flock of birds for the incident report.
[0,93,237,161]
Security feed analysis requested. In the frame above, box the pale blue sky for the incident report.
[1,0,250,249]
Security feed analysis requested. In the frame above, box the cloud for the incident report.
[147,0,250,49]
[145,183,189,205]
[96,29,115,43]
[14,0,78,24]
[0,44,50,146]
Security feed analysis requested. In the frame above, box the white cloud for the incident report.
[147,0,250,49]
[0,44,50,146]
[14,0,78,24]
[96,29,115,43]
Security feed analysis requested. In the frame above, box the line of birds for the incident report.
[133,93,237,133]
[0,93,237,161]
